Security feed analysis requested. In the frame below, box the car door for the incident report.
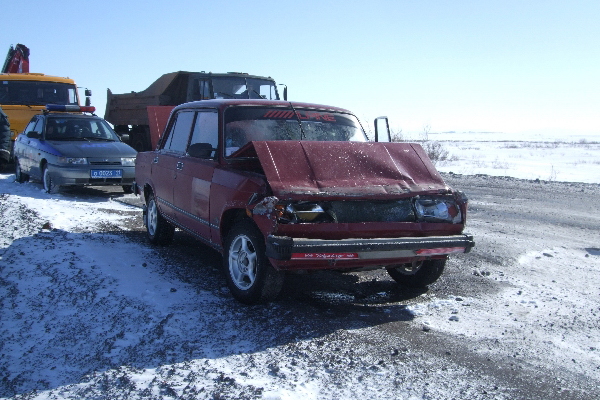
[21,117,45,177]
[172,110,218,243]
[151,110,195,221]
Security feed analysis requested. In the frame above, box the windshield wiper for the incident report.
[288,102,306,140]
[214,92,235,98]
[249,89,266,99]
[82,137,115,142]
[56,137,89,141]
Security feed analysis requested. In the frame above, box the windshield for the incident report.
[0,80,78,106]
[212,77,278,100]
[224,107,367,157]
[45,117,119,141]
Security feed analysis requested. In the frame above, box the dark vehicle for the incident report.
[134,99,474,304]
[105,71,281,152]
[13,105,137,193]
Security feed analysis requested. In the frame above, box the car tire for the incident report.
[15,158,29,183]
[386,259,446,288]
[145,192,175,245]
[122,185,133,194]
[42,165,60,193]
[223,220,284,304]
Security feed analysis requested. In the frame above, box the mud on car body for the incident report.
[134,99,474,304]
[13,105,137,193]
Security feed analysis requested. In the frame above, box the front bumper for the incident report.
[266,233,475,261]
[50,164,135,186]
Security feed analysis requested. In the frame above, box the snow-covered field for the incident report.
[415,131,600,184]
[1,132,599,399]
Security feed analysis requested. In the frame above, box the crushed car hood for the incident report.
[250,141,450,199]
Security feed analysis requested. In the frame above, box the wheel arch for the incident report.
[220,208,252,245]
[142,182,155,204]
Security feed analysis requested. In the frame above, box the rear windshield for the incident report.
[224,107,367,157]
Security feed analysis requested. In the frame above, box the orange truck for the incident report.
[1,44,90,158]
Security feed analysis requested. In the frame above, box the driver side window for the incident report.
[190,111,218,149]
[163,111,194,153]
[24,118,41,134]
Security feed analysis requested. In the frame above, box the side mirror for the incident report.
[279,84,288,101]
[85,89,92,107]
[188,142,215,159]
[119,133,130,142]
[374,116,390,142]
[26,131,41,139]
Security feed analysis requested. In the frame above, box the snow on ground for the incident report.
[1,132,599,399]
[413,131,600,184]
[2,176,470,400]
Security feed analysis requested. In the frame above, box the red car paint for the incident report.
[135,99,473,302]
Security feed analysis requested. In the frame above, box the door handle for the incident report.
[176,162,184,170]
[152,156,159,164]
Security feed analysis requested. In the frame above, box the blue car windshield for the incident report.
[45,117,119,141]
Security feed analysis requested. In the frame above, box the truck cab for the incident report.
[105,71,281,152]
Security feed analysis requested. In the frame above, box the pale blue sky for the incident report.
[2,0,599,135]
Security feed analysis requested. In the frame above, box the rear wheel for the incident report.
[387,259,446,288]
[145,193,175,245]
[15,158,29,183]
[42,165,59,193]
[223,220,284,304]
[122,185,133,194]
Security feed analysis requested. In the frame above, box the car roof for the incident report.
[173,99,354,114]
[44,113,103,120]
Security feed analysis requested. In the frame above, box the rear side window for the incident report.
[163,111,195,153]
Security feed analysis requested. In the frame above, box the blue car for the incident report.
[13,105,137,193]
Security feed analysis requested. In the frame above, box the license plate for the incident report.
[90,169,123,178]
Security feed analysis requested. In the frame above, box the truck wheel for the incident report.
[43,165,60,193]
[223,220,284,304]
[145,193,175,245]
[15,158,29,183]
[386,259,446,288]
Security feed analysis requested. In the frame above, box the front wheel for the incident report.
[387,259,446,288]
[223,220,284,304]
[42,165,59,193]
[15,158,29,183]
[145,193,175,245]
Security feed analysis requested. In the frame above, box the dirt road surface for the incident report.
[1,173,599,399]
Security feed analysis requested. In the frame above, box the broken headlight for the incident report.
[414,196,462,223]
[276,202,333,223]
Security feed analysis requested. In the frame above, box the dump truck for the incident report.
[104,71,282,152]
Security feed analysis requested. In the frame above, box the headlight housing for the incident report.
[414,196,462,223]
[121,157,136,166]
[271,197,463,224]
[276,202,332,223]
[57,157,87,165]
